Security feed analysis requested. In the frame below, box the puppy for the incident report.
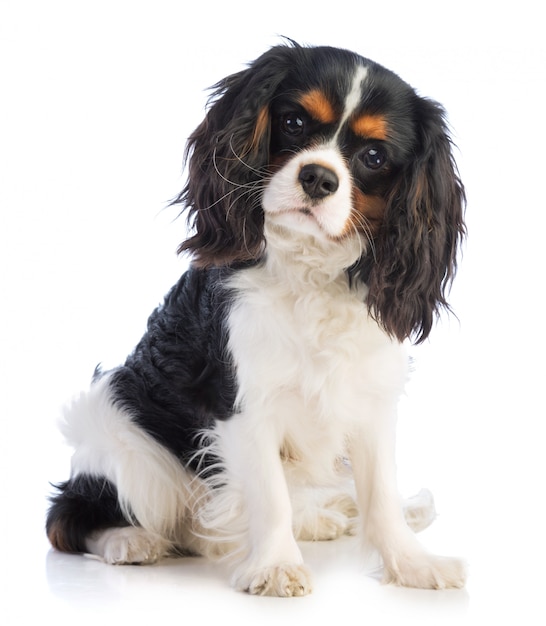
[47,42,466,596]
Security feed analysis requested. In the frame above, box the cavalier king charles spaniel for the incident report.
[47,43,466,596]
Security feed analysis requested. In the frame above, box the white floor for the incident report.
[42,535,471,623]
[2,1,546,624]
[5,499,543,625]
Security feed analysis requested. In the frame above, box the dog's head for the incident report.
[174,43,465,343]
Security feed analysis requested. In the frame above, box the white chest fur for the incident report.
[224,224,407,479]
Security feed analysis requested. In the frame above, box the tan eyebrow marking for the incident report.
[298,89,337,124]
[351,114,388,140]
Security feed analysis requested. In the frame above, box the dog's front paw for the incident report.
[383,553,467,590]
[235,563,313,597]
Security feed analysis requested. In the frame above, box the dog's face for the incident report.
[263,63,416,242]
[175,44,465,343]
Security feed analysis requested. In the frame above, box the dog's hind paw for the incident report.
[86,526,170,565]
[383,553,467,590]
[403,488,437,533]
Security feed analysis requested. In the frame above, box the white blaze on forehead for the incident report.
[332,65,368,143]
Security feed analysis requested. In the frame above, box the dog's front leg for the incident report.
[349,397,466,589]
[219,413,312,597]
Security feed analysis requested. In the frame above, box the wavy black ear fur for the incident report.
[358,96,466,344]
[173,45,295,267]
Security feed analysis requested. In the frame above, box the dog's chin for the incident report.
[263,211,365,273]
[266,208,329,240]
[264,205,354,247]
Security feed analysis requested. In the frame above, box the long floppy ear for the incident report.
[173,46,294,267]
[364,97,466,343]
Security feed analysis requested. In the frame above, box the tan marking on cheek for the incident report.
[247,105,269,154]
[347,188,386,235]
[268,152,293,174]
[351,114,388,140]
[299,90,337,124]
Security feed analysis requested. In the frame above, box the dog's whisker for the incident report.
[349,211,377,261]
[224,183,267,222]
[212,146,265,190]
[203,180,266,214]
[227,136,270,176]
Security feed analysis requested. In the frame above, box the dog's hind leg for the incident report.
[47,474,173,564]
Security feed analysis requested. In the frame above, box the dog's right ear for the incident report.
[363,96,466,343]
[174,44,298,267]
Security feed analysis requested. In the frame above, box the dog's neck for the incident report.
[262,221,366,293]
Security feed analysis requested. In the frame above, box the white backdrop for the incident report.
[2,1,545,624]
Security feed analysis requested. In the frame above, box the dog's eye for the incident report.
[362,147,387,170]
[281,113,305,136]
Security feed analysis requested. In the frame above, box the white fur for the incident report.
[332,65,369,143]
[213,220,419,594]
[62,375,206,554]
[205,145,466,594]
[86,526,171,564]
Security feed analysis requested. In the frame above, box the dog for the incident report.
[46,42,466,596]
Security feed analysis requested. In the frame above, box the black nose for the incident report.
[298,164,339,199]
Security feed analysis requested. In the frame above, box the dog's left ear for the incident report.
[363,97,466,343]
[174,46,294,267]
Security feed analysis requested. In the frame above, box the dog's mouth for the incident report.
[269,206,314,218]
[272,206,320,227]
